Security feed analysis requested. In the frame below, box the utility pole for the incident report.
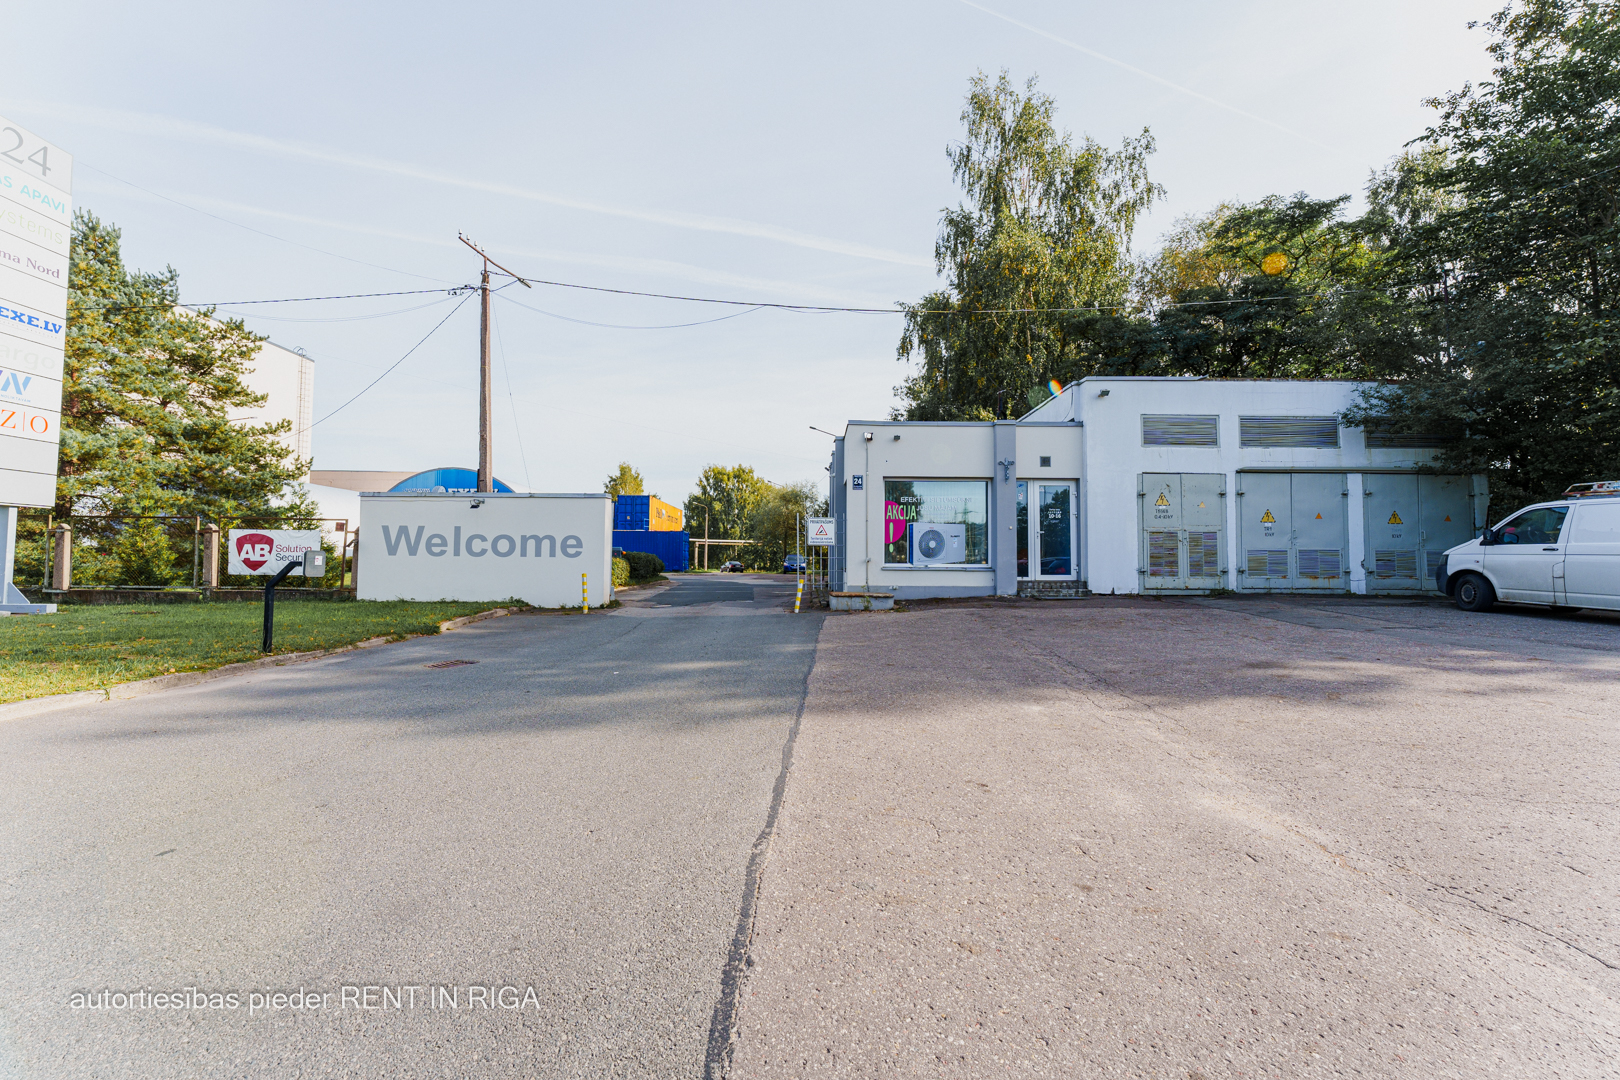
[458,234,532,493]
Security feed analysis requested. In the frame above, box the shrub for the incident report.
[612,557,631,587]
[624,551,664,580]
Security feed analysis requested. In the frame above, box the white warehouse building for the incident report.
[828,377,1488,599]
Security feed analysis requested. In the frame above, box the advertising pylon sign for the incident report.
[1,114,71,614]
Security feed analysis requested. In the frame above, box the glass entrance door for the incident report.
[1036,484,1075,577]
[1016,482,1077,579]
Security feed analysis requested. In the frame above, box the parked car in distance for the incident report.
[1437,481,1620,613]
[782,554,806,574]
[720,560,745,573]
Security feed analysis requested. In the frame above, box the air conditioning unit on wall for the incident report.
[909,522,966,565]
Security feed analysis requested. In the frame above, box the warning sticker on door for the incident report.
[1315,512,1323,519]
[1260,509,1276,523]
[1154,493,1170,507]
[1388,511,1403,525]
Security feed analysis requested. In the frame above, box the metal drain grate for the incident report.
[424,659,479,669]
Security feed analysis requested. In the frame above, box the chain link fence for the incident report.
[10,510,359,596]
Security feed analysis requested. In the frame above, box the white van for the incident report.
[1436,482,1620,612]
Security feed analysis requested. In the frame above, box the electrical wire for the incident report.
[484,269,1389,316]
[193,288,455,305]
[494,292,765,329]
[490,299,533,491]
[310,292,475,428]
[212,297,457,324]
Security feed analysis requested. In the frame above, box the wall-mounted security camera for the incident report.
[469,498,485,509]
[864,432,874,441]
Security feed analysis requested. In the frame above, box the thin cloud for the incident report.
[77,178,897,308]
[957,0,1337,153]
[18,100,932,267]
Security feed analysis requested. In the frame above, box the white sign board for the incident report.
[228,529,322,575]
[0,114,72,509]
[806,517,836,546]
[357,492,614,607]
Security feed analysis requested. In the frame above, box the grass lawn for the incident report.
[0,600,511,704]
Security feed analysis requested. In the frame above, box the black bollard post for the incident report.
[262,561,299,652]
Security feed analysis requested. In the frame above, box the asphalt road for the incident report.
[728,595,1620,1078]
[0,575,818,1079]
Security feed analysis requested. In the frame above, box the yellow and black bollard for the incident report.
[582,572,589,614]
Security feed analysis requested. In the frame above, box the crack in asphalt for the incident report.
[1415,874,1620,972]
[702,613,822,1080]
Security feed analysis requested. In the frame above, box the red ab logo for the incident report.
[235,532,275,571]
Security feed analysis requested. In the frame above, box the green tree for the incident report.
[1134,194,1421,380]
[603,462,645,498]
[58,211,314,585]
[682,465,774,569]
[749,481,828,570]
[896,71,1161,419]
[1349,0,1620,510]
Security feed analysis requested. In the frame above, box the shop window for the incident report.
[883,480,989,565]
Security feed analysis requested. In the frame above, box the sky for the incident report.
[5,0,1501,506]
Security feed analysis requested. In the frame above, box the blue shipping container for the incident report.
[613,530,689,573]
[614,495,650,531]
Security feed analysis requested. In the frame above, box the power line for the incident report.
[310,292,475,428]
[212,297,457,324]
[490,298,533,491]
[486,268,1383,316]
[495,292,765,329]
[194,288,455,305]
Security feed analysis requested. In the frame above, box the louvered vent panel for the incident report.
[1187,532,1220,577]
[1142,414,1219,446]
[1297,549,1342,577]
[1147,532,1179,576]
[1365,428,1449,448]
[1426,550,1447,577]
[1374,550,1418,577]
[1246,549,1289,577]
[1238,416,1340,448]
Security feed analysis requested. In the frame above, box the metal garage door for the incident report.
[1363,474,1475,592]
[1140,473,1226,591]
[1237,472,1348,591]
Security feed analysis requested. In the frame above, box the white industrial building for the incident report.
[226,331,315,473]
[828,377,1488,599]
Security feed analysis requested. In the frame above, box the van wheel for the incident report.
[1454,572,1495,612]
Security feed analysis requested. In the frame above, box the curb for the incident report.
[0,606,530,723]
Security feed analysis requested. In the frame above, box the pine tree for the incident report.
[60,211,314,584]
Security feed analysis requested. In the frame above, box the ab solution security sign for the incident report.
[228,530,323,575]
[358,492,614,607]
